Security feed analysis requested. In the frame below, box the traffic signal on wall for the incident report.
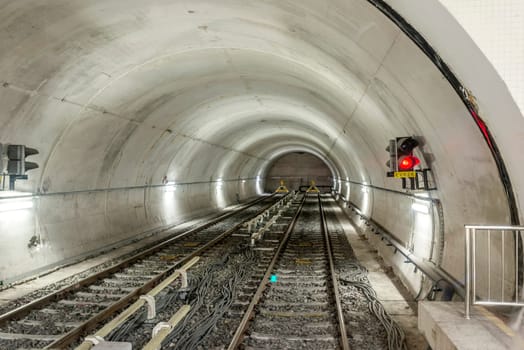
[386,137,420,174]
[397,137,420,171]
[7,145,39,175]
[385,137,436,191]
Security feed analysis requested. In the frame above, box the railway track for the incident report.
[93,194,305,349]
[0,193,288,349]
[227,193,350,350]
[90,194,406,350]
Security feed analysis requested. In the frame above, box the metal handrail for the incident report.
[465,225,524,319]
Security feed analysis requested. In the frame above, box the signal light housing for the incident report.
[385,136,420,173]
[7,145,39,175]
[398,155,420,171]
[0,143,39,191]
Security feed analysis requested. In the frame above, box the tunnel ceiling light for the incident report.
[165,181,177,192]
[412,202,429,214]
[0,198,33,212]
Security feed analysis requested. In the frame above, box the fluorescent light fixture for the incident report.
[241,180,246,184]
[412,202,429,214]
[0,198,33,212]
[163,181,177,192]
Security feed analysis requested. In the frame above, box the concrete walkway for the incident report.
[334,205,428,350]
[419,301,523,350]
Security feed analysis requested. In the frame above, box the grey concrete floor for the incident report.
[418,301,521,350]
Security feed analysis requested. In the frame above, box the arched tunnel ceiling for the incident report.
[0,0,520,229]
[0,0,401,190]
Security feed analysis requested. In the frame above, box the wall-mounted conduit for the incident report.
[0,178,258,201]
[336,179,446,265]
[345,200,463,300]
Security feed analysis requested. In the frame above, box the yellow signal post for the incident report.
[306,180,320,193]
[275,180,289,193]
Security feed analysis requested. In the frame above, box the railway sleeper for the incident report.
[282,252,326,257]
[123,268,166,274]
[264,291,330,303]
[259,305,331,314]
[247,332,337,343]
[257,309,333,318]
[101,278,147,286]
[58,299,113,307]
[251,321,337,336]
[267,279,328,286]
[251,247,275,251]
[275,268,327,274]
[274,273,328,279]
[75,291,129,299]
[20,319,82,328]
[0,331,60,341]
[277,262,328,269]
[226,309,245,317]
[261,301,329,308]
[88,285,136,293]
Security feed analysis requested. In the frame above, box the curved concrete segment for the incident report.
[0,0,522,307]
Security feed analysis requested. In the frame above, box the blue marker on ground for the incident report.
[270,274,278,283]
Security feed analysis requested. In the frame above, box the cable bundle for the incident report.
[340,262,408,350]
[163,246,258,349]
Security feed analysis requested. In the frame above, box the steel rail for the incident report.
[44,193,284,349]
[0,194,280,350]
[74,258,199,350]
[0,194,276,329]
[318,194,351,350]
[226,195,306,350]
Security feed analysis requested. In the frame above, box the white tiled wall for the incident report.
[439,0,524,114]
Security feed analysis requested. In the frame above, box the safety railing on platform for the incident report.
[465,225,524,319]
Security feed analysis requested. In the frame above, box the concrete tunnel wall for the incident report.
[0,0,523,299]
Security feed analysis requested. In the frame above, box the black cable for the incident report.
[340,262,408,350]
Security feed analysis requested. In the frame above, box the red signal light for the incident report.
[398,156,420,170]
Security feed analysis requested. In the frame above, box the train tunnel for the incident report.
[0,0,523,349]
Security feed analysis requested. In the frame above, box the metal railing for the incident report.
[465,225,524,319]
